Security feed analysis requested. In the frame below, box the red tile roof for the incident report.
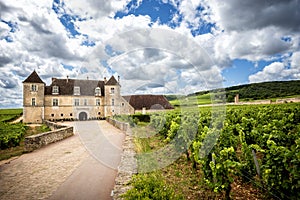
[123,95,174,110]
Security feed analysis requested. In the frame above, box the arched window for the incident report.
[95,87,101,96]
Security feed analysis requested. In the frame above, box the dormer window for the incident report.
[74,86,80,95]
[95,87,101,96]
[52,86,59,94]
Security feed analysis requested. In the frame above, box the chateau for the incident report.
[22,71,134,123]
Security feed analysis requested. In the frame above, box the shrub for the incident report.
[122,173,183,200]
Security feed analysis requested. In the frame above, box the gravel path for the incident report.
[0,121,124,200]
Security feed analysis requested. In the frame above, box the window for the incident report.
[52,86,59,94]
[70,113,73,116]
[74,86,80,95]
[98,112,101,115]
[95,87,101,96]
[74,99,79,106]
[31,98,36,106]
[112,99,114,106]
[61,113,64,117]
[122,102,125,106]
[31,84,37,91]
[110,87,115,94]
[51,114,54,117]
[52,99,58,106]
[84,99,88,106]
[96,99,100,106]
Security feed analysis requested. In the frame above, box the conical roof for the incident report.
[23,70,44,83]
[105,76,119,85]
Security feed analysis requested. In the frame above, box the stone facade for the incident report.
[22,71,134,123]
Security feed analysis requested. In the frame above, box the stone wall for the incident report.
[43,120,67,130]
[106,118,137,200]
[106,118,130,132]
[24,122,73,152]
[276,97,300,103]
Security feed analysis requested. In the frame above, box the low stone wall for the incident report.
[24,122,73,152]
[276,97,300,103]
[43,120,67,130]
[106,118,130,132]
[106,118,137,200]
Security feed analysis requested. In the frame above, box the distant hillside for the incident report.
[225,80,300,102]
[166,80,300,105]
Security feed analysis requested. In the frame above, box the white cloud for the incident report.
[201,0,300,68]
[214,27,294,62]
[1,0,299,108]
[291,51,300,69]
[249,61,300,83]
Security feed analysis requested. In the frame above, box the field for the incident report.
[117,103,300,200]
[0,108,51,161]
[0,108,23,122]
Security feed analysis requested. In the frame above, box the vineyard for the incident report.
[0,109,51,160]
[0,109,25,150]
[119,103,300,200]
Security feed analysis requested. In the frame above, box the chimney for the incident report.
[87,76,89,80]
[66,76,69,83]
[52,77,57,82]
[104,77,107,83]
[118,75,120,83]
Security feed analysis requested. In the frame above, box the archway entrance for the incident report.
[79,112,88,121]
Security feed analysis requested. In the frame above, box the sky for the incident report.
[0,0,299,108]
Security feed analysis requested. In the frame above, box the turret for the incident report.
[104,76,121,116]
[22,70,45,123]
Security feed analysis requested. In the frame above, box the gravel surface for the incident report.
[0,121,124,200]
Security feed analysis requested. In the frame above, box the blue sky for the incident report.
[0,0,299,107]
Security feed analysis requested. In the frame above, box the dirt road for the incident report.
[0,121,125,200]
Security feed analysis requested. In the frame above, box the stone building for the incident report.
[23,70,134,123]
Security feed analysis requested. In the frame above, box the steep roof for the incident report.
[23,70,44,84]
[105,76,119,85]
[123,95,174,110]
[45,78,105,96]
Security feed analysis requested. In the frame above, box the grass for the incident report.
[0,108,23,122]
[0,108,23,115]
[170,94,212,107]
[0,124,51,161]
[169,92,300,108]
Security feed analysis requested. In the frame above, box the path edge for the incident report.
[106,118,137,200]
